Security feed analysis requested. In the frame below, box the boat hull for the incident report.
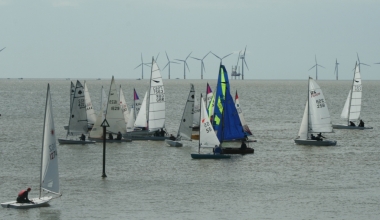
[223,139,257,143]
[88,138,132,143]
[332,125,373,130]
[221,147,254,155]
[58,138,96,144]
[165,140,183,147]
[294,139,337,146]
[191,154,231,159]
[123,135,169,141]
[1,196,52,209]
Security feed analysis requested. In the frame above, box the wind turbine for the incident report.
[175,52,192,79]
[134,53,151,79]
[236,46,249,80]
[308,55,325,80]
[211,52,233,65]
[191,51,211,80]
[356,52,370,70]
[162,51,179,79]
[334,59,339,80]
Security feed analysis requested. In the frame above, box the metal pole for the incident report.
[102,125,107,178]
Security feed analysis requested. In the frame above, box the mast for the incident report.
[147,57,154,130]
[347,63,356,126]
[133,88,136,121]
[198,94,202,154]
[307,77,311,139]
[40,84,50,198]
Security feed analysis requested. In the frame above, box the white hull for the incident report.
[58,138,96,144]
[294,139,337,146]
[332,124,373,130]
[1,196,52,209]
[165,140,183,147]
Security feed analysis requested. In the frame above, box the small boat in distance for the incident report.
[191,94,230,159]
[166,84,195,147]
[332,62,373,130]
[294,77,337,146]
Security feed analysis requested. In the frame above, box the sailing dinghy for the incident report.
[2,84,62,209]
[294,77,337,146]
[58,80,95,144]
[124,58,169,141]
[191,94,230,159]
[89,76,131,142]
[166,84,195,147]
[332,62,373,129]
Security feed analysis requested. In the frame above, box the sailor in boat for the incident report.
[213,145,222,155]
[108,133,114,140]
[16,187,34,204]
[116,132,122,140]
[160,128,166,137]
[349,121,356,126]
[316,133,325,141]
[310,134,316,140]
[169,134,176,141]
[80,133,86,141]
[240,140,247,149]
[358,119,365,127]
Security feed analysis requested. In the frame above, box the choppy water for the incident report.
[0,79,379,220]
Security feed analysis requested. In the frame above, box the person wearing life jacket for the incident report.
[17,187,34,203]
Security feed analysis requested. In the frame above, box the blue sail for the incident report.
[217,89,246,141]
[212,65,229,134]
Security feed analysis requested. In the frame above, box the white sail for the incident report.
[41,84,60,195]
[126,107,135,132]
[348,64,362,121]
[134,91,147,128]
[119,86,129,124]
[235,91,253,136]
[200,95,220,148]
[308,78,333,133]
[84,82,97,125]
[67,81,88,135]
[297,100,309,139]
[89,111,103,138]
[340,90,351,119]
[148,58,165,131]
[70,81,75,111]
[192,94,200,127]
[177,84,195,141]
[101,86,108,120]
[105,76,127,134]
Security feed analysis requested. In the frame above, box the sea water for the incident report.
[0,79,379,220]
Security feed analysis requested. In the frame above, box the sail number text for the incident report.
[152,86,165,102]
[353,85,362,92]
[203,121,213,133]
[316,99,325,108]
[49,144,57,160]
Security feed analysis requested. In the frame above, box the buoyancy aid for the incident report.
[18,190,27,197]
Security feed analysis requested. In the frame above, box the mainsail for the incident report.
[41,84,60,196]
[148,58,165,131]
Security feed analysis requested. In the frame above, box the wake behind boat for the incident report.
[332,62,373,130]
[294,77,337,146]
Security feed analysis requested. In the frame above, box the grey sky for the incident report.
[1,0,379,80]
